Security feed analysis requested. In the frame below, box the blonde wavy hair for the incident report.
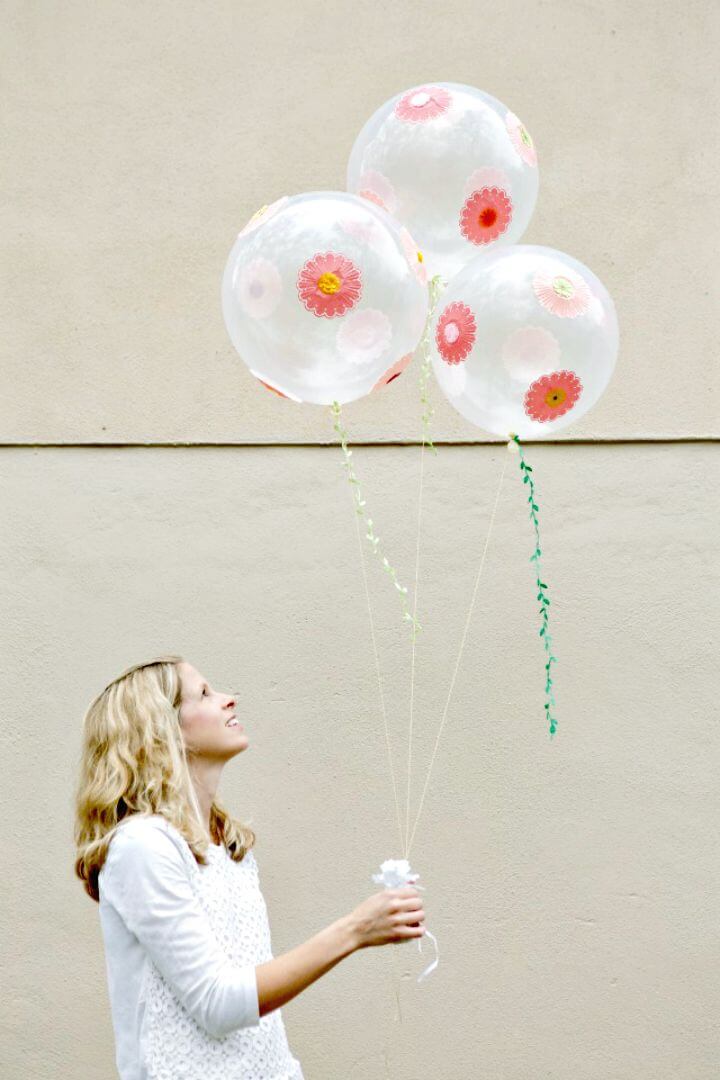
[74,654,255,902]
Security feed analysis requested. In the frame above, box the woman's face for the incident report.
[177,661,249,761]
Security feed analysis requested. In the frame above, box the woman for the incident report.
[74,655,426,1079]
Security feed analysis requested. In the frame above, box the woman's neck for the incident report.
[188,758,225,838]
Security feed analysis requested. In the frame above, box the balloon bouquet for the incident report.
[222,82,619,985]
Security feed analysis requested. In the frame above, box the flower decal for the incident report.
[460,187,513,245]
[502,325,560,380]
[255,377,288,399]
[359,189,388,211]
[238,196,289,237]
[435,301,476,364]
[533,267,590,318]
[339,216,389,255]
[463,166,512,200]
[506,112,537,166]
[336,308,392,366]
[372,352,413,392]
[399,227,427,285]
[297,252,362,318]
[395,85,452,123]
[524,370,583,422]
[358,170,397,214]
[237,258,283,319]
[249,369,302,403]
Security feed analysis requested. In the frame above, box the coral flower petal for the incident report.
[297,252,363,318]
[460,187,513,245]
[435,301,477,364]
[524,370,583,422]
[395,85,452,123]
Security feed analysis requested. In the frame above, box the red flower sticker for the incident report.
[435,302,476,364]
[524,370,583,422]
[460,187,513,245]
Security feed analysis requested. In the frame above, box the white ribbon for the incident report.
[371,858,439,983]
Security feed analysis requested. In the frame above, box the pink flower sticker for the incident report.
[372,352,413,392]
[463,167,512,200]
[506,112,537,166]
[460,187,513,245]
[395,85,452,123]
[339,216,389,256]
[336,308,392,366]
[502,326,560,380]
[238,258,283,319]
[435,301,476,364]
[524,370,583,422]
[533,267,591,318]
[357,170,397,214]
[399,227,427,285]
[297,252,362,318]
[238,196,289,237]
[359,189,388,211]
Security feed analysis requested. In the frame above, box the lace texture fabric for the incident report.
[140,843,304,1080]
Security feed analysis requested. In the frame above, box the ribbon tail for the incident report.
[416,925,439,983]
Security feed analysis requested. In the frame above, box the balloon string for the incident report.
[331,401,421,638]
[404,273,444,856]
[349,488,406,855]
[404,437,424,856]
[406,453,507,860]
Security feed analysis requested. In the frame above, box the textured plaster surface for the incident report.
[2,1,718,1077]
[1,443,717,1078]
[2,0,718,443]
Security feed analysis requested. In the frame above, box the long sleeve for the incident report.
[101,821,260,1039]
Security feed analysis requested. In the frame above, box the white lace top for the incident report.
[98,813,304,1079]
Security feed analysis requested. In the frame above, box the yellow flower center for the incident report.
[545,386,567,408]
[317,271,341,295]
[417,251,424,263]
[553,276,575,299]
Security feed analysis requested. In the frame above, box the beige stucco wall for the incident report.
[2,1,718,1078]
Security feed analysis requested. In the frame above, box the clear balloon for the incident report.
[347,82,539,283]
[429,246,618,438]
[222,192,429,405]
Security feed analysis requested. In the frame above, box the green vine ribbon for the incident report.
[510,434,558,736]
[331,401,421,639]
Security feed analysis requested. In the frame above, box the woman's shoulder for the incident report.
[104,814,193,874]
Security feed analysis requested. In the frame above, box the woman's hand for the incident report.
[347,887,426,949]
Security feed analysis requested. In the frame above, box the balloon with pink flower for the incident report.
[430,245,618,439]
[222,191,428,405]
[218,84,620,979]
[347,81,539,284]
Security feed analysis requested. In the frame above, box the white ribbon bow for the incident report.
[372,858,439,983]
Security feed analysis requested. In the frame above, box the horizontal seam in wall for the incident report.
[0,438,717,449]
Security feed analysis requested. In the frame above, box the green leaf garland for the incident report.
[331,400,422,639]
[511,434,558,736]
[418,274,445,455]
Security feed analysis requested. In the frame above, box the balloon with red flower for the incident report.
[429,245,618,437]
[348,82,539,282]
